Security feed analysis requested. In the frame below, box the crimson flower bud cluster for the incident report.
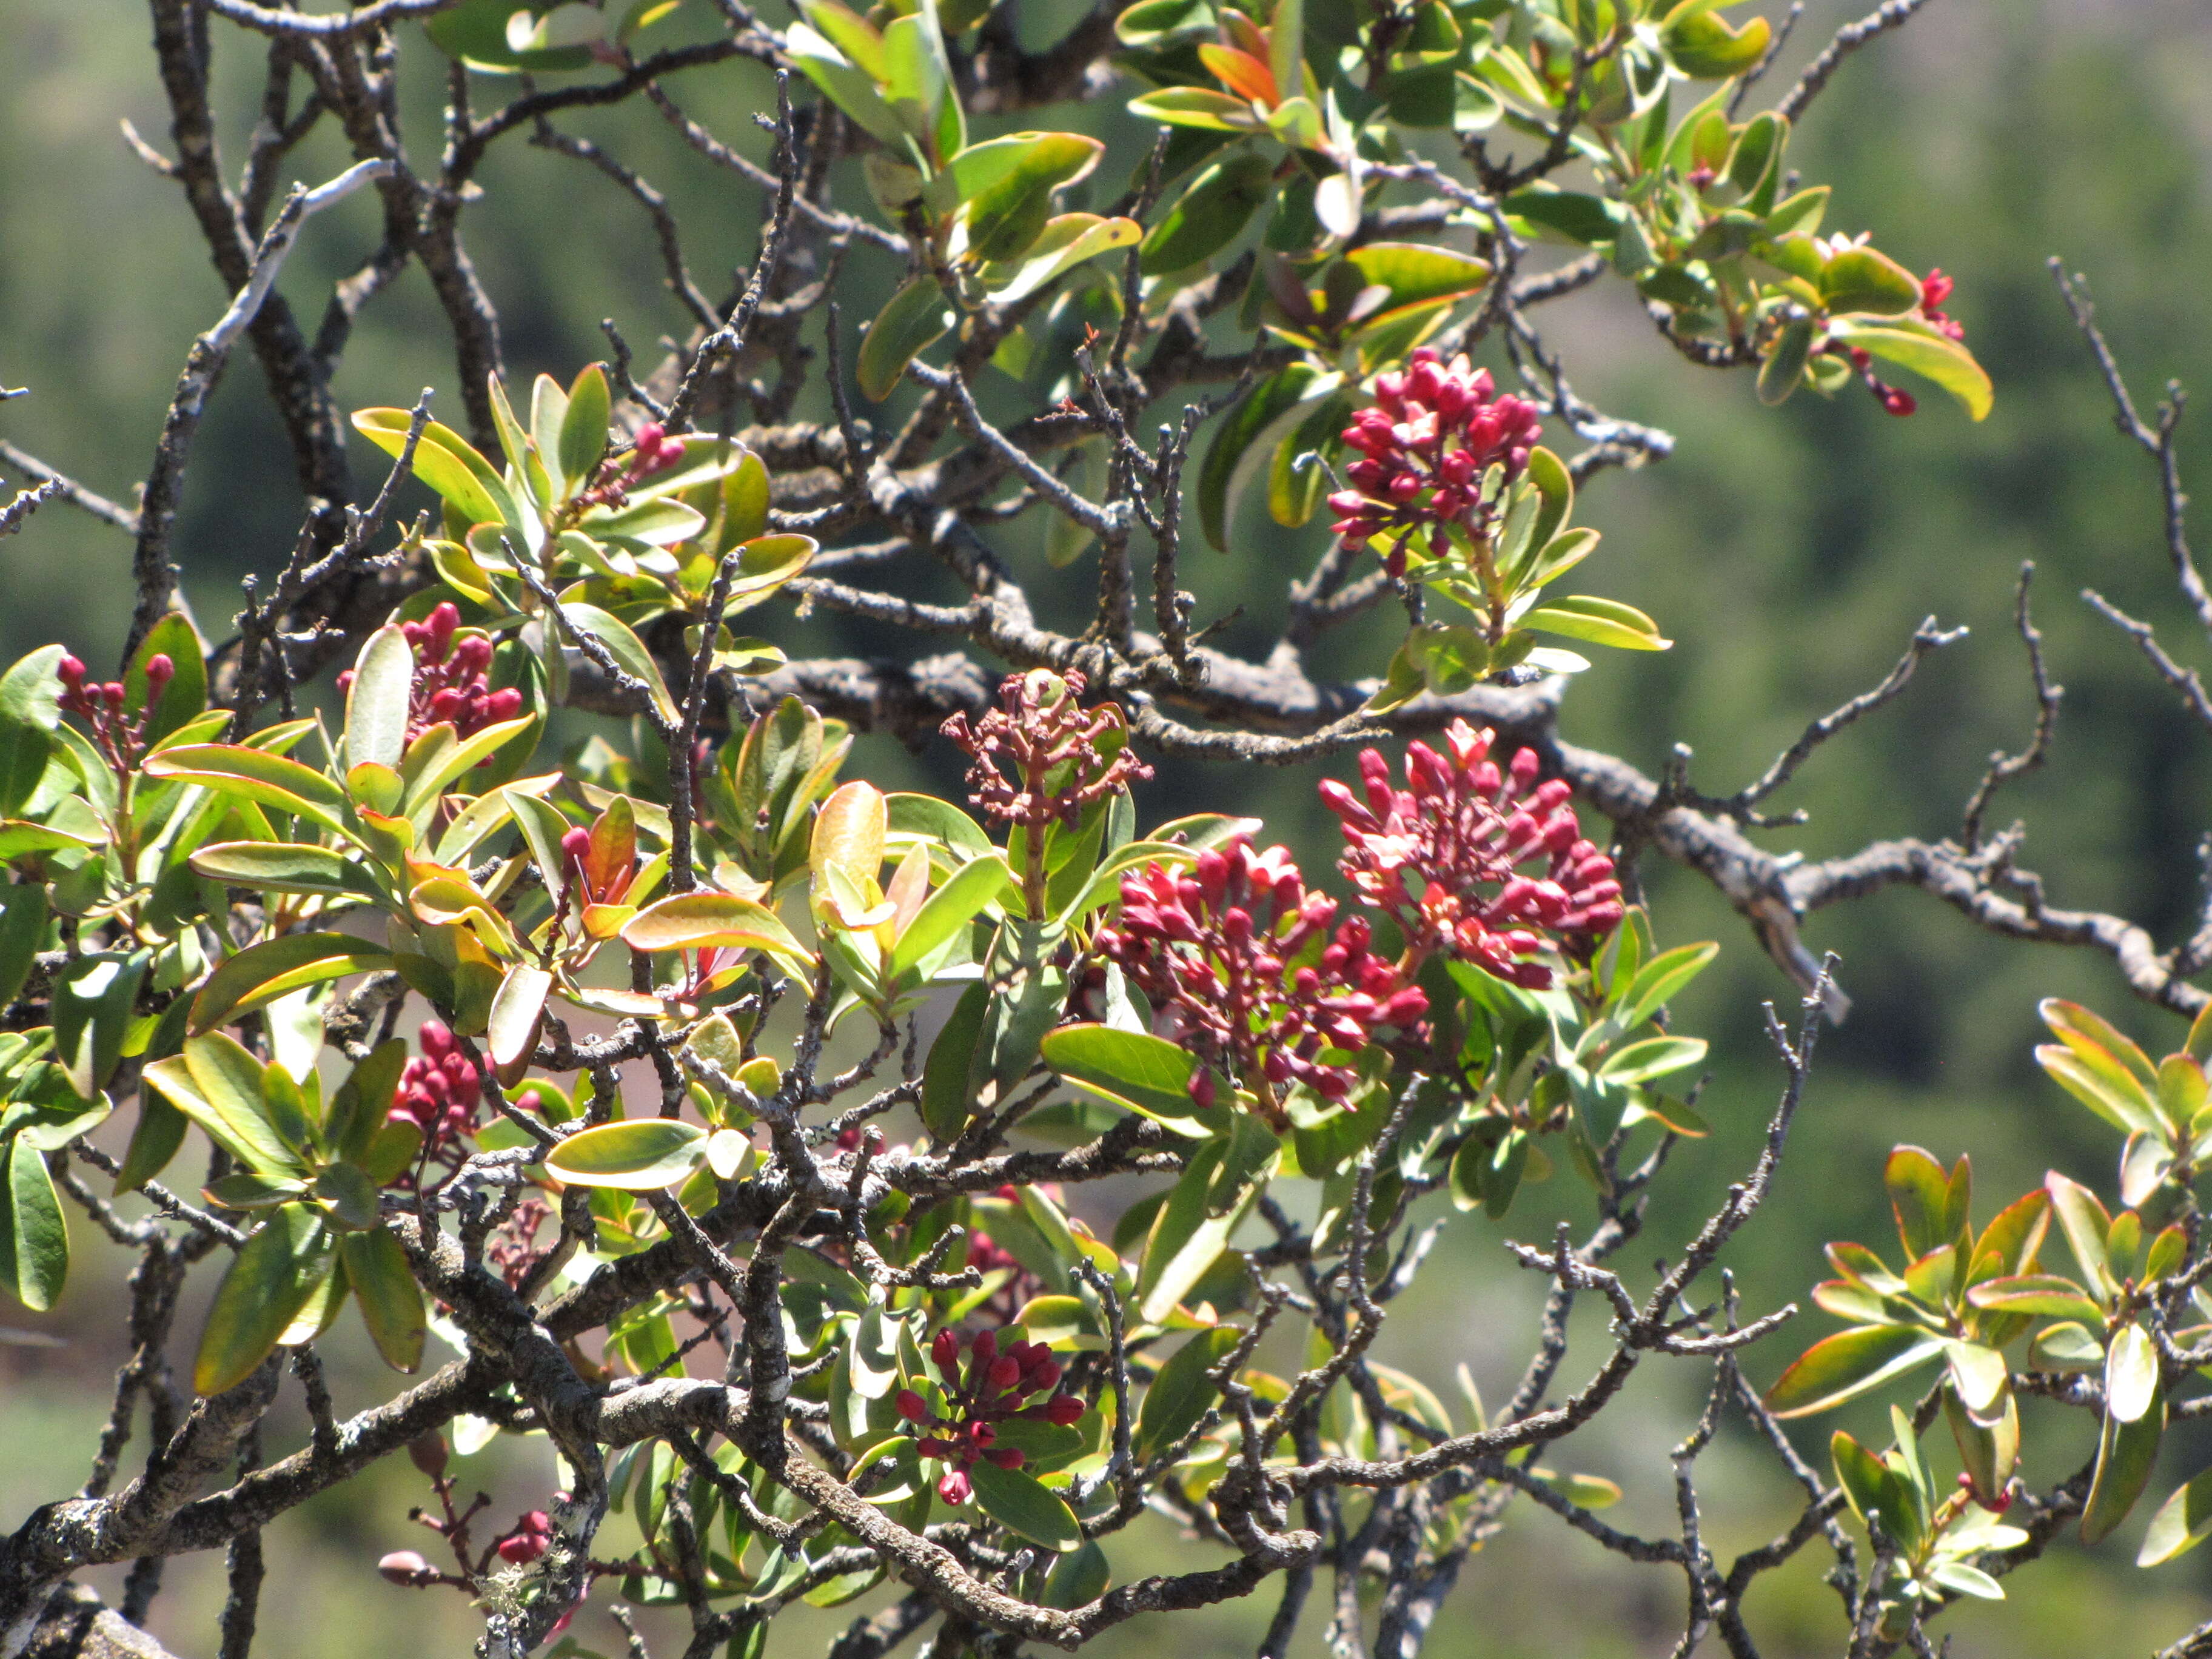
[1321,721,1623,987]
[494,1510,552,1565]
[940,669,1155,838]
[1919,269,1965,343]
[1327,347,1544,577]
[57,652,171,774]
[338,602,520,743]
[897,1326,1087,1506]
[389,1019,481,1159]
[1095,839,1427,1124]
[574,421,688,514]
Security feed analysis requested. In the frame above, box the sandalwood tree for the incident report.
[1,2,2208,1657]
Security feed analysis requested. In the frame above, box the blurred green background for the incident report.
[8,1,2212,1653]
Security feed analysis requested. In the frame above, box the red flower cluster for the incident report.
[940,669,1155,837]
[574,421,688,514]
[1329,347,1544,575]
[1322,722,1621,987]
[58,652,171,773]
[897,1327,1086,1506]
[338,602,521,742]
[389,1019,481,1157]
[1096,839,1426,1124]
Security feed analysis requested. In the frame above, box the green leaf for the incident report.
[557,364,611,495]
[127,614,208,748]
[1831,1427,1922,1550]
[786,19,910,147]
[155,1032,303,1175]
[487,965,552,1071]
[922,980,990,1141]
[1663,5,1770,77]
[1595,1034,1707,1085]
[0,882,47,1010]
[1766,1324,1945,1418]
[545,1118,708,1190]
[1198,364,1330,552]
[2108,1321,2159,1424]
[966,1457,1082,1551]
[1041,1540,1110,1609]
[2140,1467,2212,1566]
[974,213,1141,304]
[346,625,416,773]
[887,853,1010,984]
[1884,1145,1954,1258]
[1127,87,1266,132]
[1963,1274,2102,1321]
[190,933,395,1035]
[0,645,64,816]
[1758,313,1816,405]
[1342,241,1492,320]
[1134,1324,1241,1460]
[2041,997,2159,1085]
[1139,1118,1277,1322]
[0,1138,67,1310]
[342,1228,426,1373]
[189,842,382,901]
[556,603,677,725]
[1503,184,1620,246]
[2036,1044,2160,1136]
[856,277,951,402]
[304,1164,375,1232]
[2083,1377,2163,1544]
[194,1205,327,1395]
[1618,941,1718,1028]
[352,409,515,531]
[1041,1024,1216,1138]
[141,743,349,836]
[1944,1339,2009,1421]
[1928,1560,2005,1601]
[1521,595,1670,651]
[1818,246,1921,317]
[115,1092,187,1195]
[2026,1321,2105,1372]
[960,133,1105,264]
[622,891,814,979]
[50,951,145,1101]
[2046,1171,2117,1301]
[1141,155,1275,275]
[1826,317,1992,421]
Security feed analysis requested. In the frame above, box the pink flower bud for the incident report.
[143,654,174,693]
[378,1550,433,1584]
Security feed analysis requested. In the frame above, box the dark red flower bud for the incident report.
[984,1447,1025,1469]
[1043,1393,1087,1426]
[143,654,174,694]
[896,1388,929,1423]
[496,1531,548,1565]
